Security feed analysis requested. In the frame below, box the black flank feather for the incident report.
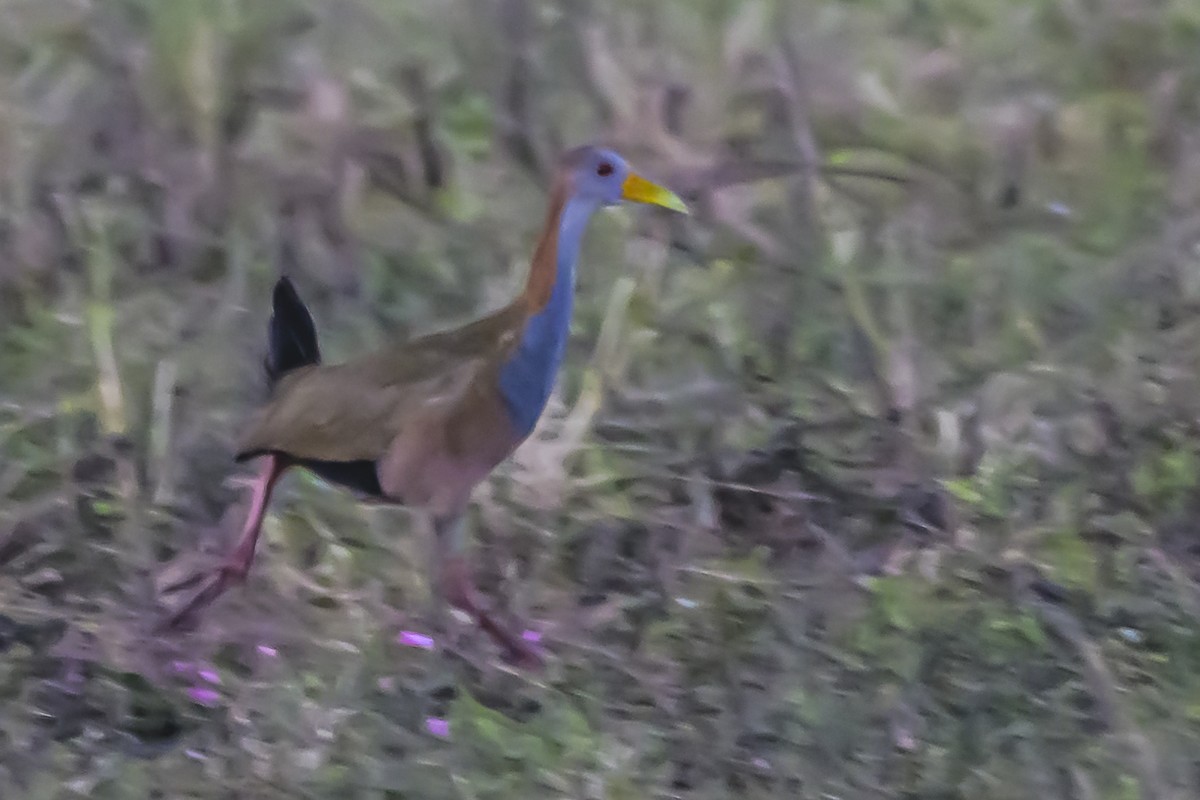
[256,278,383,496]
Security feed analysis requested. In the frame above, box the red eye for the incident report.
[596,161,614,177]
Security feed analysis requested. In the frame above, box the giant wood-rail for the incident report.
[166,145,687,667]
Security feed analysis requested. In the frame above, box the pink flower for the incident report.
[187,687,221,707]
[171,660,194,674]
[256,644,278,658]
[398,630,435,650]
[424,717,450,738]
[198,668,221,685]
[521,629,542,644]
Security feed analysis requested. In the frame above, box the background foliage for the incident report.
[3,0,1200,797]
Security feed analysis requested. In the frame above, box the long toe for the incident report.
[159,569,231,632]
[506,642,545,671]
[492,625,545,670]
[218,559,250,582]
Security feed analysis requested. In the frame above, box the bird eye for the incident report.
[596,161,614,177]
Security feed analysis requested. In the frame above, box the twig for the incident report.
[1024,595,1171,800]
[1143,546,1200,618]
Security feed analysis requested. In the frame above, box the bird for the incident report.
[163,145,688,667]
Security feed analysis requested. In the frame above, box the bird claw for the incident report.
[474,613,545,670]
[216,557,250,582]
[156,574,220,632]
[157,568,208,596]
[498,624,545,670]
[156,558,248,633]
[500,640,545,670]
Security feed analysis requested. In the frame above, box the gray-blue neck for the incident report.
[498,195,599,437]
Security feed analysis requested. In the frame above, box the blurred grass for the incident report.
[2,0,1200,798]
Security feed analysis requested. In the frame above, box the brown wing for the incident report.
[235,302,527,462]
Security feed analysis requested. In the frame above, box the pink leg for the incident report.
[434,515,543,669]
[223,454,287,579]
[162,454,287,629]
[440,556,543,669]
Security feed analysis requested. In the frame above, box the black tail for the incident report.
[265,276,320,386]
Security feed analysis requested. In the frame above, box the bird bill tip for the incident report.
[620,173,690,214]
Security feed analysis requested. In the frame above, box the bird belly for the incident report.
[376,389,519,517]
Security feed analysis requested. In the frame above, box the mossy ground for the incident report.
[3,1,1200,798]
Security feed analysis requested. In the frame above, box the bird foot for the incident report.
[500,638,545,671]
[438,557,545,669]
[475,611,545,670]
[216,555,251,582]
[155,558,250,633]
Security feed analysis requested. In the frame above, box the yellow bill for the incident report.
[621,173,689,214]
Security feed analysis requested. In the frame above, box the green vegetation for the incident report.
[3,0,1200,797]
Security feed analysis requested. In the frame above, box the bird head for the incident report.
[561,145,688,213]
